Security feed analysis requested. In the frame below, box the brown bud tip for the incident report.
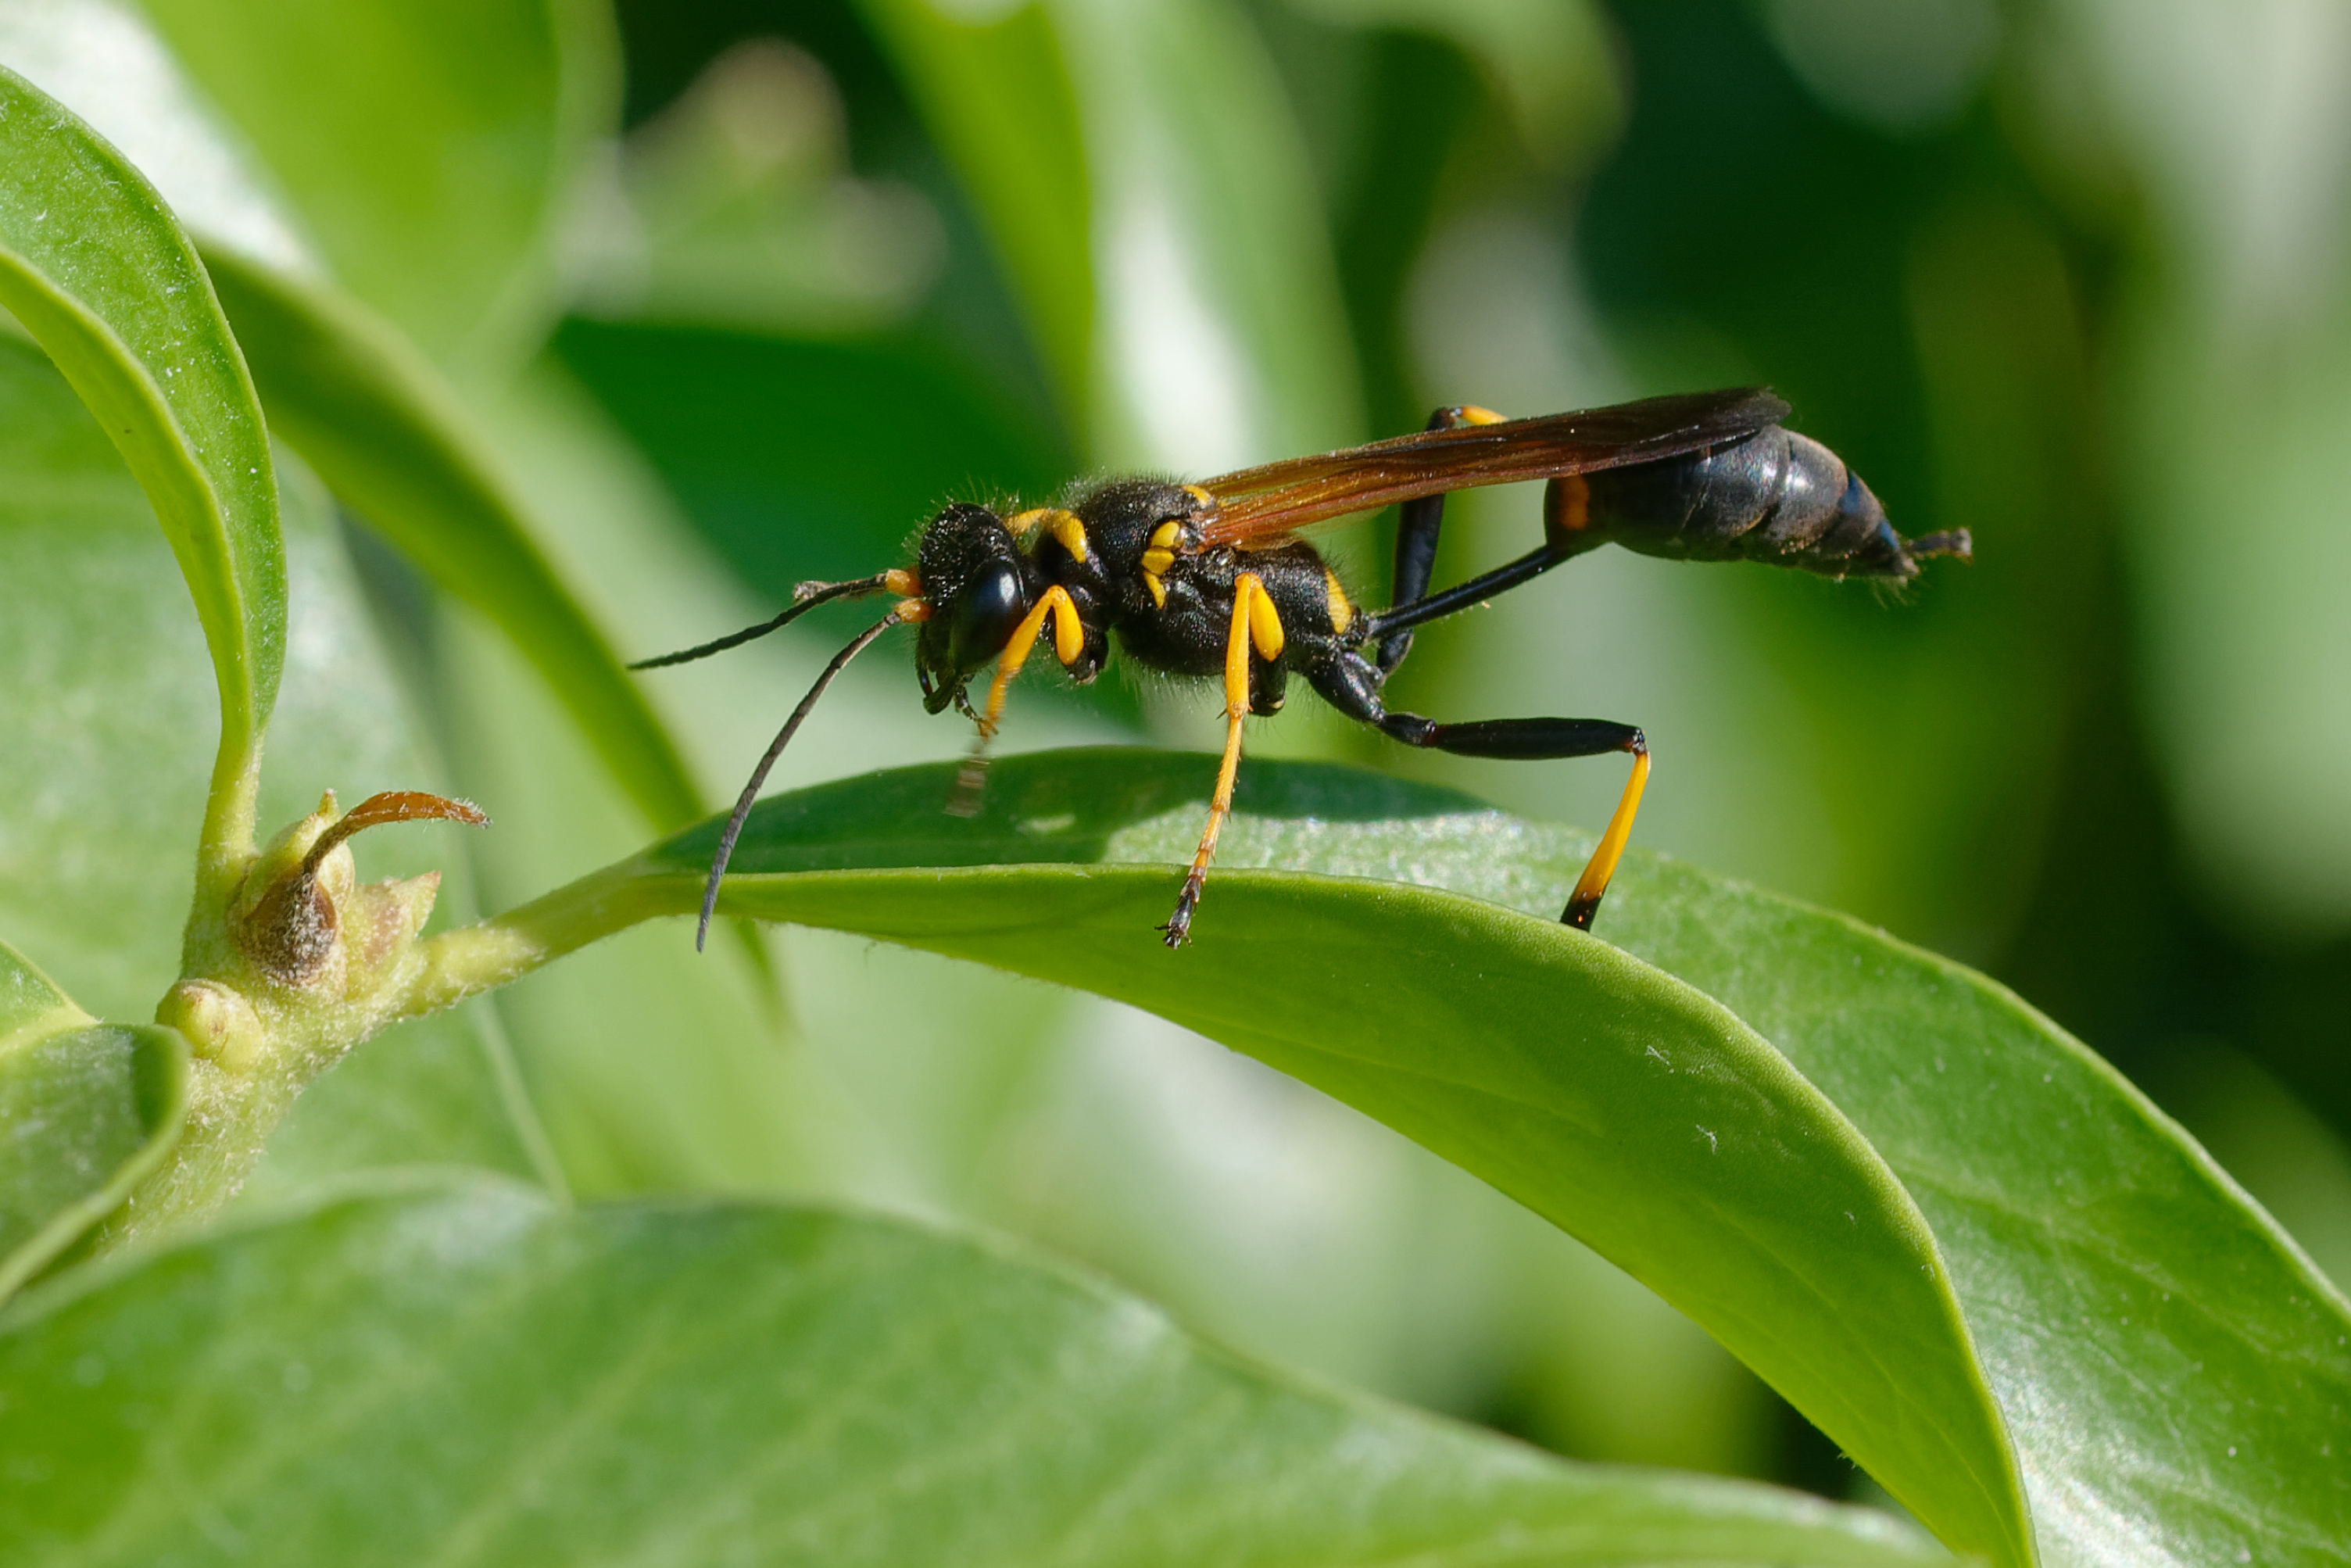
[305,791,488,872]
[240,789,489,987]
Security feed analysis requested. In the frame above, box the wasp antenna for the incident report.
[695,609,906,951]
[632,574,894,671]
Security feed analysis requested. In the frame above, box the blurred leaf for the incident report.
[578,38,948,338]
[0,0,314,274]
[0,942,187,1298]
[131,0,618,368]
[202,249,705,836]
[1054,0,1364,468]
[574,747,2348,1566]
[0,63,283,839]
[0,938,80,1043]
[864,0,1361,470]
[442,602,785,1195]
[554,319,1068,597]
[0,1172,1950,1566]
[855,0,1093,417]
[1284,0,1623,163]
[0,331,403,1013]
[1757,0,2002,133]
[0,321,551,1233]
[419,361,811,1194]
[239,1008,562,1204]
[481,752,2027,1564]
[2117,317,2351,938]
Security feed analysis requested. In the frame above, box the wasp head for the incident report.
[911,503,1039,714]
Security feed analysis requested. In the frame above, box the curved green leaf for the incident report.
[0,326,552,1233]
[202,247,703,835]
[546,746,2343,1566]
[0,65,284,852]
[0,940,187,1299]
[0,1172,1948,1566]
[132,0,617,367]
[460,753,2026,1564]
[1608,861,2351,1567]
[0,936,81,1043]
[865,0,1360,468]
[857,0,1093,417]
[1285,0,1623,164]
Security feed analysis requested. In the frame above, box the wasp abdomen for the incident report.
[1569,427,1948,580]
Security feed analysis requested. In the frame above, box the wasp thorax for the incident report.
[914,503,1038,712]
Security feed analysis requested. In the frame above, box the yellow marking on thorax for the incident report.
[1457,405,1508,426]
[1007,507,1090,563]
[1323,570,1353,633]
[1140,519,1182,610]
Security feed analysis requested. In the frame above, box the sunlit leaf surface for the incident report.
[0,1172,1948,1567]
[132,0,615,367]
[864,0,1360,471]
[0,64,282,799]
[204,249,705,835]
[604,751,2029,1565]
[0,941,185,1298]
[0,323,540,1226]
[609,747,2349,1566]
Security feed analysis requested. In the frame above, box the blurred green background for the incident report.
[20,0,2350,1508]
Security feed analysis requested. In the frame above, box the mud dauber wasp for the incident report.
[634,388,1969,951]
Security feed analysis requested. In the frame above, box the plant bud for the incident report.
[232,790,488,993]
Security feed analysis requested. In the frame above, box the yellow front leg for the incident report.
[1162,571,1280,947]
[949,585,1083,816]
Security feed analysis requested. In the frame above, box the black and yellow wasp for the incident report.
[634,388,1969,950]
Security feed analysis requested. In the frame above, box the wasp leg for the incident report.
[947,585,1086,816]
[1362,474,1612,657]
[1311,648,1648,930]
[1357,540,1565,653]
[1379,405,1508,675]
[1162,572,1284,947]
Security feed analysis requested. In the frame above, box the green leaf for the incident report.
[459,752,2024,1563]
[238,1010,564,1206]
[202,248,704,835]
[0,65,284,850]
[131,0,618,367]
[0,1172,1947,1566]
[0,324,553,1228]
[556,746,2345,1565]
[0,940,187,1299]
[1607,860,2351,1567]
[864,0,1361,467]
[856,0,1093,418]
[1284,0,1623,165]
[0,934,80,1044]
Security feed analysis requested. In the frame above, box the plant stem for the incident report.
[399,858,701,1018]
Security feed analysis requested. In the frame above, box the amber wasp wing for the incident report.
[1193,388,1790,546]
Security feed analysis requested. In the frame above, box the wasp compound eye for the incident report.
[949,560,1029,675]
